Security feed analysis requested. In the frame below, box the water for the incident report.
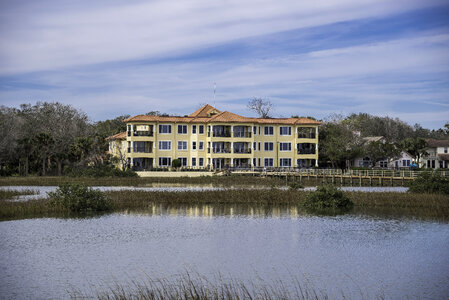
[1,205,448,299]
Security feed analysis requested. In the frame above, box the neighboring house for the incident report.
[390,151,415,169]
[421,139,449,169]
[351,136,412,169]
[352,136,386,168]
[106,104,321,170]
[105,131,127,169]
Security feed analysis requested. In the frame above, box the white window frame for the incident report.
[158,140,171,150]
[279,126,292,136]
[177,141,188,151]
[279,142,291,152]
[199,157,204,167]
[159,124,172,134]
[264,158,274,167]
[264,142,274,152]
[192,125,197,134]
[158,157,171,167]
[199,141,204,150]
[192,157,197,166]
[264,126,274,136]
[199,125,204,134]
[192,141,197,150]
[177,124,188,134]
[279,158,292,167]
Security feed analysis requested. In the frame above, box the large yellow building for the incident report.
[107,104,320,170]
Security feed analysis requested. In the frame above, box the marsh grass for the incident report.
[0,189,38,201]
[71,271,346,300]
[0,175,288,187]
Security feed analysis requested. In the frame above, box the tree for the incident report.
[363,141,400,167]
[319,120,363,168]
[247,98,273,118]
[34,133,54,176]
[399,137,428,164]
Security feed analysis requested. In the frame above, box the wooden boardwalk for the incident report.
[230,168,449,186]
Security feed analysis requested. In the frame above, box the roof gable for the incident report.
[189,104,221,118]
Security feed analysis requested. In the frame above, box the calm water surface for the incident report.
[1,205,448,299]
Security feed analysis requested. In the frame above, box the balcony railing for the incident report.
[213,148,231,153]
[233,132,252,138]
[133,131,154,137]
[133,147,153,153]
[297,149,316,155]
[213,132,232,137]
[234,148,252,154]
[298,133,316,139]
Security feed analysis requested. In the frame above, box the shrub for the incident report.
[48,183,112,212]
[172,159,182,168]
[303,184,353,210]
[288,181,304,190]
[408,171,449,195]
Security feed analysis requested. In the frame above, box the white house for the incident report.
[421,139,449,169]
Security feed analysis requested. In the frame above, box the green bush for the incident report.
[172,159,182,168]
[303,184,353,210]
[408,171,449,194]
[288,181,304,190]
[48,183,112,212]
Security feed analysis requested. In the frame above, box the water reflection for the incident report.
[121,202,449,222]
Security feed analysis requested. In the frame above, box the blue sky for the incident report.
[1,0,448,129]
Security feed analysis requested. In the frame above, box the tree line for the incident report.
[1,101,448,176]
[0,102,128,176]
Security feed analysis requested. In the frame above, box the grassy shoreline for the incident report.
[1,188,448,221]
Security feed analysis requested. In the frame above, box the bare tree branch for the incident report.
[247,98,273,118]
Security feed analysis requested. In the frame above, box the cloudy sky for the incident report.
[1,0,448,129]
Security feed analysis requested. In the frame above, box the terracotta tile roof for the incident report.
[105,131,126,140]
[426,139,449,148]
[438,153,449,160]
[189,104,221,117]
[123,104,321,125]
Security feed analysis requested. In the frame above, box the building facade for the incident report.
[421,139,449,169]
[107,104,321,170]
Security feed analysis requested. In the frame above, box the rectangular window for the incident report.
[402,160,406,167]
[199,125,204,134]
[279,158,292,167]
[158,141,171,150]
[279,126,292,136]
[177,141,187,150]
[264,158,274,167]
[253,142,256,151]
[279,142,291,151]
[158,157,171,167]
[445,147,448,154]
[264,142,274,151]
[258,142,261,151]
[199,141,204,150]
[133,141,145,153]
[253,158,257,166]
[264,126,274,135]
[406,160,411,166]
[258,158,261,167]
[159,124,172,134]
[192,125,197,134]
[178,157,187,167]
[253,126,257,135]
[259,126,261,135]
[199,157,204,167]
[192,141,197,150]
[192,157,197,166]
[178,125,187,134]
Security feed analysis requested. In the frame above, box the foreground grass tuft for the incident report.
[48,183,112,212]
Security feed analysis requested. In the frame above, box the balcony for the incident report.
[297,127,316,139]
[133,131,154,137]
[213,148,231,154]
[234,148,251,154]
[233,132,252,138]
[212,126,232,138]
[213,131,231,138]
[297,149,316,155]
[133,147,153,153]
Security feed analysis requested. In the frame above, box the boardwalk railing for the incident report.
[230,168,449,178]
